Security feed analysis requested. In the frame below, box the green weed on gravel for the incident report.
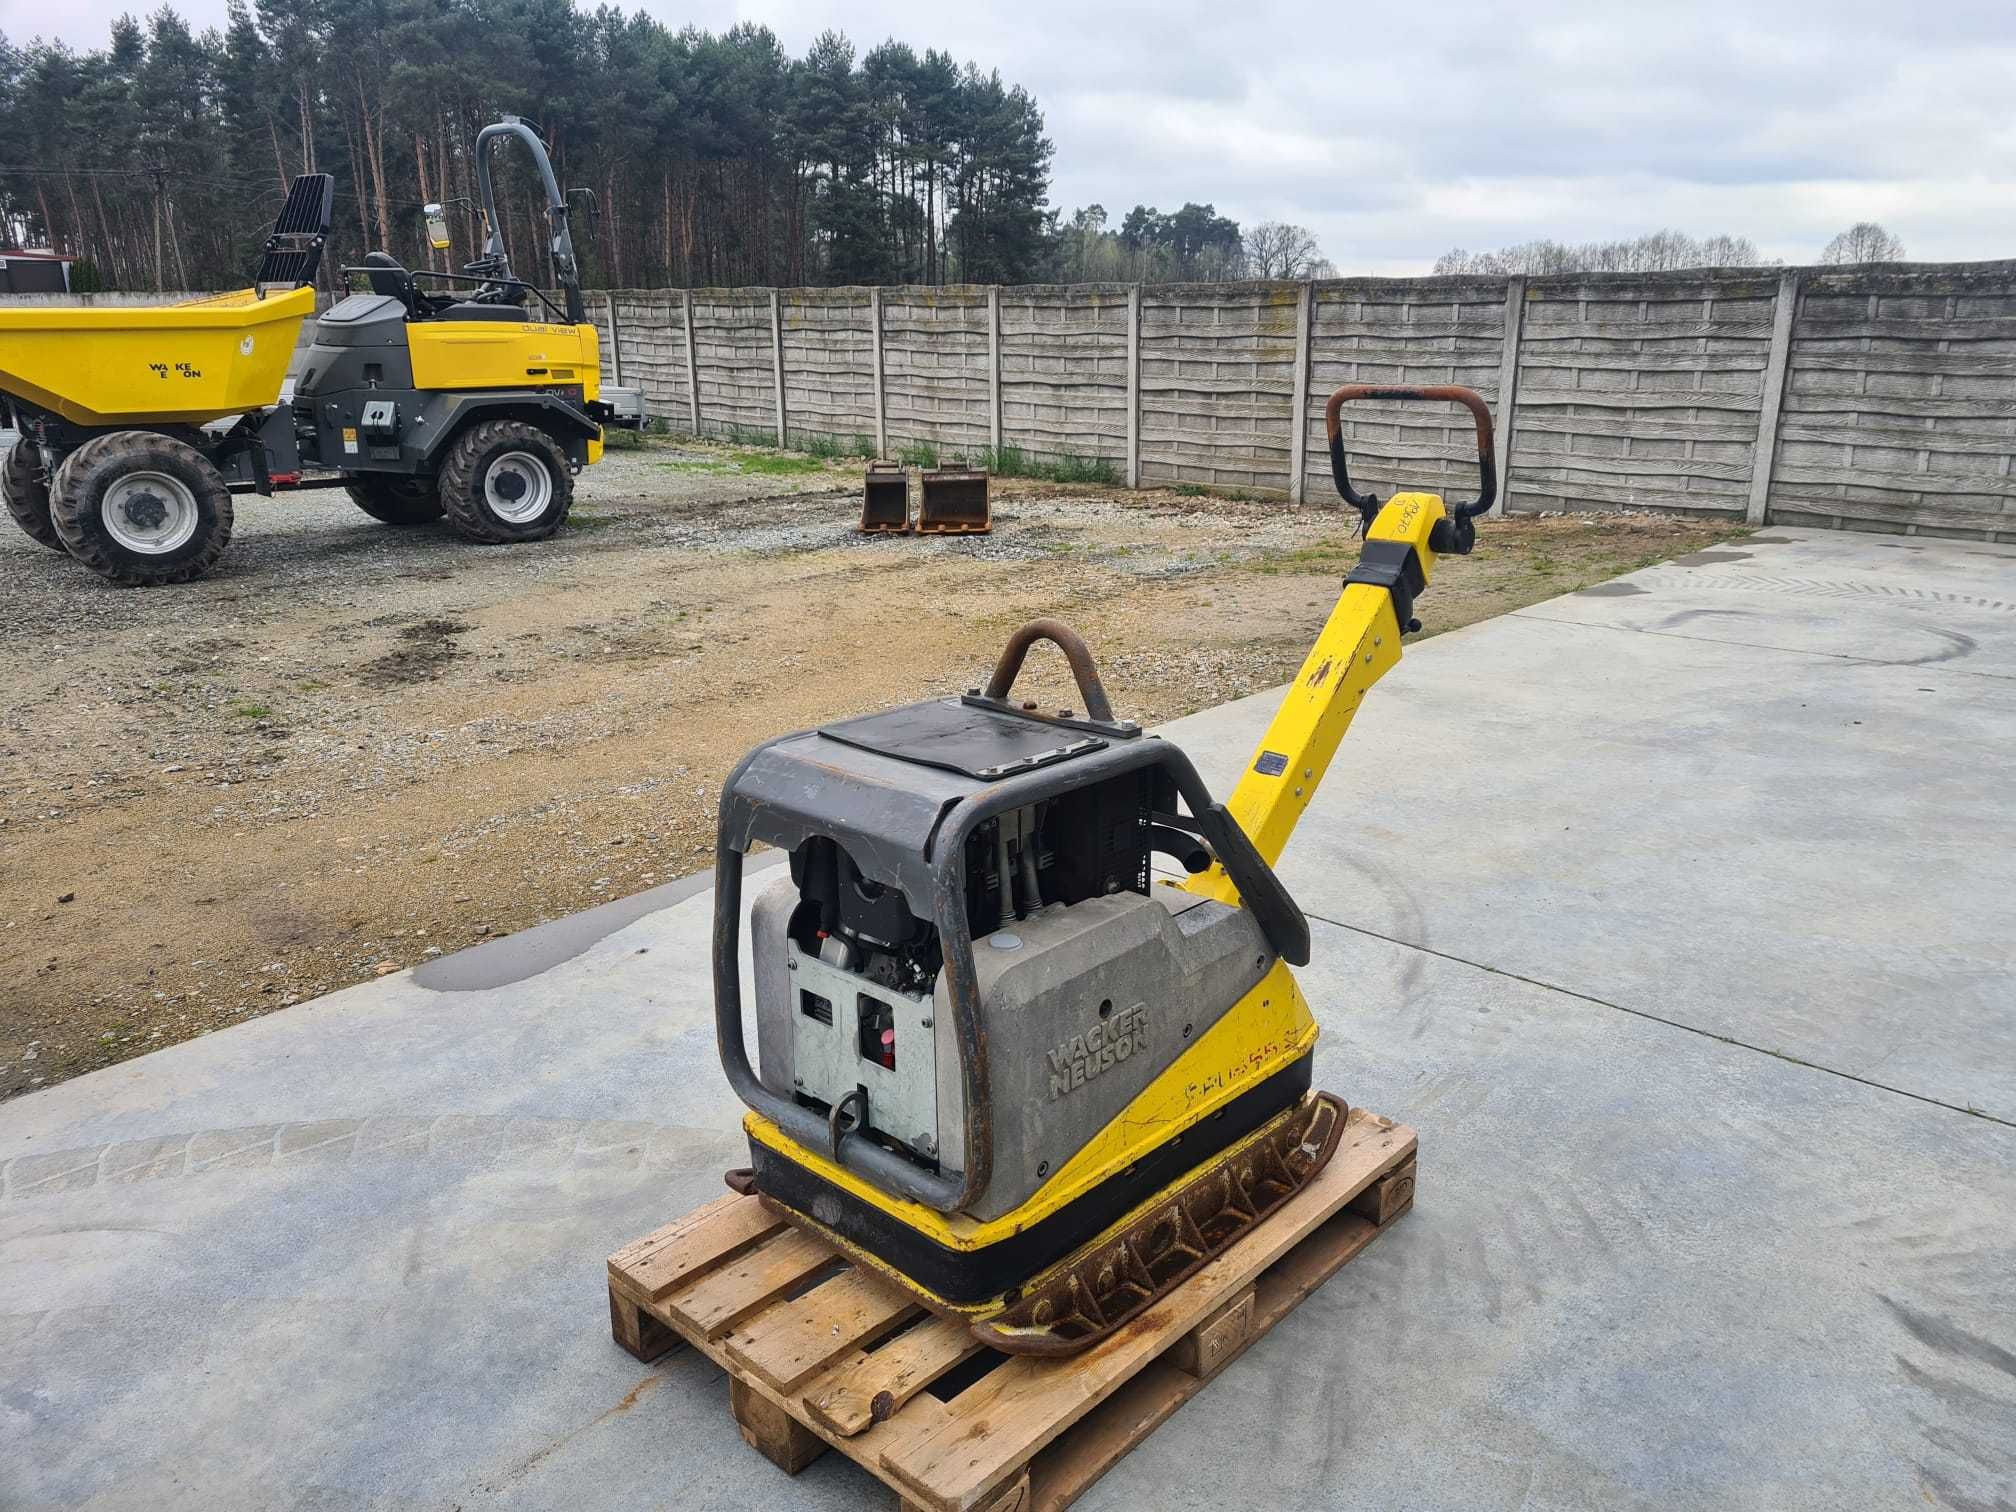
[977,444,1119,485]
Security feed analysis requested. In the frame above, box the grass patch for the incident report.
[897,439,940,468]
[648,450,820,477]
[730,451,824,477]
[600,427,649,451]
[566,511,618,532]
[801,432,878,460]
[1165,480,1262,501]
[230,701,272,719]
[788,432,882,460]
[1047,454,1120,485]
[1253,540,1361,576]
[977,445,1120,486]
[980,443,1033,476]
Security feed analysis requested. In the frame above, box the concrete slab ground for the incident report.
[4,528,2013,1511]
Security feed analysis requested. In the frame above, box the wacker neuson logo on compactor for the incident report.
[1047,1003,1150,1099]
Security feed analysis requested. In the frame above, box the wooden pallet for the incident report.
[607,1106,1416,1512]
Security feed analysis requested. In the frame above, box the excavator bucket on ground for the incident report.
[916,465,990,534]
[860,460,910,533]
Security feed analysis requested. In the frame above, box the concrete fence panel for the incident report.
[781,288,878,447]
[1138,281,1302,491]
[689,289,776,439]
[881,287,992,459]
[605,290,691,420]
[999,284,1131,467]
[1769,266,2016,538]
[1511,272,1779,517]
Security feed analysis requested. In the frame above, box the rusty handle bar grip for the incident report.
[1323,383,1496,521]
[982,618,1118,723]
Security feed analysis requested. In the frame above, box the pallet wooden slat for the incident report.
[726,1269,923,1394]
[805,1315,989,1436]
[667,1227,838,1340]
[607,1192,783,1303]
[607,1107,1415,1512]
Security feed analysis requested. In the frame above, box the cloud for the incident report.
[6,0,2013,269]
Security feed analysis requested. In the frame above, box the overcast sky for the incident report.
[8,0,2016,273]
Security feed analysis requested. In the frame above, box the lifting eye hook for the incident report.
[827,1087,868,1159]
[981,618,1118,724]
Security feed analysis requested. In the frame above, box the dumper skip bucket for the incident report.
[0,285,315,427]
[860,461,910,534]
[917,466,991,534]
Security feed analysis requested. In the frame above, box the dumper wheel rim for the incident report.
[483,450,555,524]
[2,440,66,552]
[50,430,233,587]
[438,419,573,543]
[100,469,202,554]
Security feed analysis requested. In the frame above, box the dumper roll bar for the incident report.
[1325,384,1497,525]
[471,117,585,325]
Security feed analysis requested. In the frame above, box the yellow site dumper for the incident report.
[0,117,640,585]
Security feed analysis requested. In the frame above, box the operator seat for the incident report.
[361,252,413,305]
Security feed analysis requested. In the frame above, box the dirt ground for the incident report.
[0,437,1738,1097]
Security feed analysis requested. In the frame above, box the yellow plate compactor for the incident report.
[713,383,1497,1354]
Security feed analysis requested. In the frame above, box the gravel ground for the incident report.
[0,436,1739,1097]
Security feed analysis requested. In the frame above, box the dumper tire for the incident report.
[50,430,233,586]
[438,419,573,544]
[3,439,66,552]
[346,475,445,527]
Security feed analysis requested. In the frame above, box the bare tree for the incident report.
[1244,221,1328,279]
[1435,230,1767,277]
[1820,222,1906,265]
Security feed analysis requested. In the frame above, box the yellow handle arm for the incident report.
[1184,492,1447,904]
